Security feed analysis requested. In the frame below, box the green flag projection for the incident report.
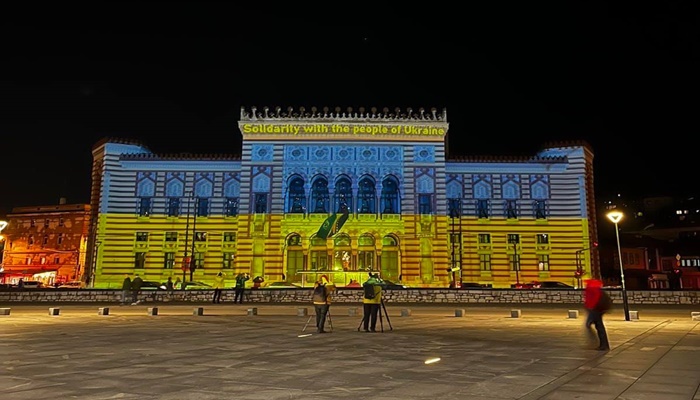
[316,206,350,239]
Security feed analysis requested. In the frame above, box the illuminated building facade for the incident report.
[87,106,599,288]
[1,201,90,285]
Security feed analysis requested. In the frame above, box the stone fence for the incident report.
[1,288,699,305]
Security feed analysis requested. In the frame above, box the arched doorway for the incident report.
[381,234,400,282]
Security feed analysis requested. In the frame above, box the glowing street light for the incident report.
[0,220,7,241]
[606,210,630,321]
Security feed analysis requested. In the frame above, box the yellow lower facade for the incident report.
[92,212,592,289]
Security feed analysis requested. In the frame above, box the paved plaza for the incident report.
[1,302,699,400]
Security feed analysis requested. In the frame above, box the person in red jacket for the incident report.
[583,279,610,351]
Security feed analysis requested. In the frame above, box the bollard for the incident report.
[98,307,110,316]
[147,307,159,316]
[629,311,639,320]
[348,307,359,316]
[0,308,10,316]
[247,307,258,316]
[455,309,466,317]
[692,312,700,321]
[49,307,61,316]
[401,309,412,317]
[568,310,579,319]
[510,309,521,318]
[296,307,308,317]
[193,307,204,316]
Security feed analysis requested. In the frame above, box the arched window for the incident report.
[380,234,400,282]
[287,233,302,246]
[357,176,376,214]
[334,233,351,247]
[358,233,376,271]
[381,176,400,214]
[358,234,375,246]
[334,176,353,213]
[285,233,303,285]
[310,177,330,213]
[309,234,328,271]
[382,235,399,246]
[287,176,306,213]
[310,235,326,246]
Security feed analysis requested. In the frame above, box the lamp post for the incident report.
[606,210,630,321]
[190,196,199,282]
[183,191,193,284]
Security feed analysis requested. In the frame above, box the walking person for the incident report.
[213,271,225,304]
[312,275,334,333]
[583,278,611,351]
[131,274,143,305]
[120,274,132,305]
[362,273,383,332]
[234,272,250,304]
[164,276,175,302]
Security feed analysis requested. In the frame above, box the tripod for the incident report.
[302,307,333,333]
[357,300,393,332]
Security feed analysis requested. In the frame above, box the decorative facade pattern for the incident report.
[85,107,599,289]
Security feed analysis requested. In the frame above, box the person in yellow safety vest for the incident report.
[312,275,335,333]
[212,271,226,304]
[362,273,383,332]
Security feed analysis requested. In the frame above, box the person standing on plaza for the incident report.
[213,271,225,304]
[362,273,383,332]
[131,274,143,305]
[234,272,250,304]
[312,275,334,333]
[583,278,610,351]
[120,274,132,305]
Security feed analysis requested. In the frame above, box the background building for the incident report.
[0,200,90,285]
[600,194,700,289]
[87,106,598,289]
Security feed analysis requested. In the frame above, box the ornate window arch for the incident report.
[357,175,376,214]
[286,175,306,213]
[334,175,353,213]
[286,233,302,247]
[380,175,400,214]
[310,176,330,213]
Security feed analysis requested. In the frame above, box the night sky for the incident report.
[1,2,698,217]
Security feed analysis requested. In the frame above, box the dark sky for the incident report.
[1,2,698,217]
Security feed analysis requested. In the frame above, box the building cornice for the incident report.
[240,106,447,122]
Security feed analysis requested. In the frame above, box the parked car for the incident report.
[513,281,574,289]
[20,281,45,289]
[140,281,167,290]
[343,279,362,288]
[180,281,213,290]
[379,279,407,289]
[58,281,85,289]
[262,281,301,289]
[459,282,490,289]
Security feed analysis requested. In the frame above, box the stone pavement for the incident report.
[1,303,699,400]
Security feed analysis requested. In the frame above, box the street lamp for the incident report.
[183,191,193,284]
[606,210,630,321]
[190,196,200,282]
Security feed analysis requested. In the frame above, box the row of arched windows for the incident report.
[286,175,401,215]
[286,232,400,247]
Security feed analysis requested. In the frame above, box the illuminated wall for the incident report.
[1,204,90,285]
[88,107,598,288]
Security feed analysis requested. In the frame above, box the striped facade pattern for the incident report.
[86,108,598,289]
